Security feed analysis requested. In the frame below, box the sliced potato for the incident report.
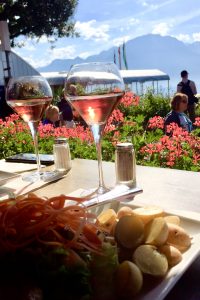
[132,206,164,224]
[97,209,117,233]
[159,245,182,266]
[116,261,143,298]
[144,217,169,246]
[117,206,133,219]
[114,215,144,249]
[133,244,168,277]
[166,223,191,252]
[164,215,181,226]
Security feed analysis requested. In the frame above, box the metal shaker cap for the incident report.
[54,138,68,144]
[116,142,133,150]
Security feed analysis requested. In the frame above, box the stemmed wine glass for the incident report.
[6,76,53,182]
[64,62,125,194]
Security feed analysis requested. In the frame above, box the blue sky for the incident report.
[14,0,200,68]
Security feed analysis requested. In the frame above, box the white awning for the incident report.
[41,69,170,86]
[120,69,170,84]
[41,71,67,85]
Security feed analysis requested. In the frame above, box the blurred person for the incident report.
[164,93,193,134]
[42,105,60,127]
[57,90,75,128]
[177,70,198,123]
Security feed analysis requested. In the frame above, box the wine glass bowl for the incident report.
[65,63,124,126]
[7,76,52,123]
[6,76,53,182]
[65,62,125,194]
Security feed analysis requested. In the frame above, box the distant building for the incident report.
[0,21,39,119]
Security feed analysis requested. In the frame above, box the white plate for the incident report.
[89,202,200,300]
[0,171,20,186]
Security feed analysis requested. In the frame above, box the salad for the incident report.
[0,194,118,300]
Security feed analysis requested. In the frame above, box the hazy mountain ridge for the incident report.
[37,34,200,84]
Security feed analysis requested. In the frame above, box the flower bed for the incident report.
[140,117,200,171]
[0,91,199,171]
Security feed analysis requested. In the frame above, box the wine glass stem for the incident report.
[90,124,108,193]
[28,121,41,174]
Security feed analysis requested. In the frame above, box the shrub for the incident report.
[0,91,199,172]
[139,118,200,171]
[119,90,170,127]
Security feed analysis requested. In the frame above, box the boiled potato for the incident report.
[144,217,169,246]
[159,245,182,266]
[164,215,181,226]
[117,206,133,219]
[97,209,117,233]
[132,206,164,224]
[133,245,168,277]
[114,215,144,249]
[166,223,191,252]
[116,261,143,298]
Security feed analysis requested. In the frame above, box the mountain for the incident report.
[38,49,116,72]
[39,56,84,72]
[37,34,200,85]
[187,41,200,56]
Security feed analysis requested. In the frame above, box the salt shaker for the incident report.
[115,142,136,187]
[53,138,71,172]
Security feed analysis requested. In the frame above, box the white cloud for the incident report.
[129,18,140,26]
[19,45,76,68]
[125,18,140,31]
[48,45,76,60]
[152,22,171,36]
[107,17,140,35]
[175,33,191,43]
[20,55,50,69]
[36,36,49,44]
[174,32,200,43]
[192,32,200,42]
[112,35,131,46]
[25,43,36,51]
[75,20,110,42]
[79,51,95,59]
[167,8,200,33]
[141,1,158,9]
[141,1,148,6]
[15,42,36,51]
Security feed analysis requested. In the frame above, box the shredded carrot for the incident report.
[0,194,102,254]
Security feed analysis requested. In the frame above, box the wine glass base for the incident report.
[0,187,15,199]
[22,172,40,183]
[80,188,98,199]
[80,186,110,199]
[22,170,64,183]
[96,185,110,195]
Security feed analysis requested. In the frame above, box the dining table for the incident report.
[0,158,200,299]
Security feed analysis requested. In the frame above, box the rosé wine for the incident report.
[7,98,52,122]
[70,93,123,125]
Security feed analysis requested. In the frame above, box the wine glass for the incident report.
[64,62,125,194]
[6,75,53,182]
